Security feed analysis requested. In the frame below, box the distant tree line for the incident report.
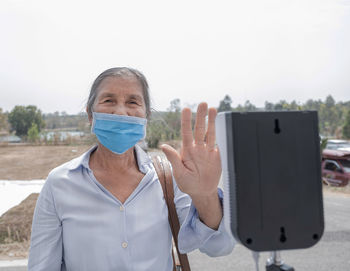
[43,111,90,132]
[1,94,350,146]
[146,95,350,148]
[147,95,350,148]
[217,94,350,139]
[0,106,90,142]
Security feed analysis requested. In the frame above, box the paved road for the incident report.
[1,192,349,271]
[188,192,350,271]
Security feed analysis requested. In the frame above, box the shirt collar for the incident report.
[134,144,153,173]
[67,144,152,174]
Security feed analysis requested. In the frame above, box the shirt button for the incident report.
[122,242,128,248]
[119,206,124,211]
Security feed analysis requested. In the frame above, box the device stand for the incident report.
[266,251,295,271]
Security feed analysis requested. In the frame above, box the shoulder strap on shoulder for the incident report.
[150,152,191,271]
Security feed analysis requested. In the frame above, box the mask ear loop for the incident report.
[90,112,97,134]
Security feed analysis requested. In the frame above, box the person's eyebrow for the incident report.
[98,93,116,100]
[128,94,143,102]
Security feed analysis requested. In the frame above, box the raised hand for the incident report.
[161,102,222,229]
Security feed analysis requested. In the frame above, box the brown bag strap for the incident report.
[151,153,191,271]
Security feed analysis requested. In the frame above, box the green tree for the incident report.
[0,108,9,131]
[264,101,274,111]
[218,95,232,112]
[164,99,181,140]
[235,104,244,112]
[325,95,335,108]
[317,96,339,136]
[274,100,290,111]
[27,122,39,142]
[258,96,350,137]
[146,119,163,148]
[8,105,45,136]
[303,99,322,111]
[168,99,181,113]
[242,100,257,111]
[274,102,283,111]
[289,100,301,110]
[343,109,350,139]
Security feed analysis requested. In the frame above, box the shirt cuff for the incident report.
[177,188,225,253]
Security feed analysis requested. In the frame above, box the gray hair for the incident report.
[87,67,151,118]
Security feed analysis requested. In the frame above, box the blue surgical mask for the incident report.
[91,112,147,154]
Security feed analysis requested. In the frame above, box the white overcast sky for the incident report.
[1,0,349,114]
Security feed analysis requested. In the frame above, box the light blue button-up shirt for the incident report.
[28,145,234,271]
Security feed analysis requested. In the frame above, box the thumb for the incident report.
[161,144,185,175]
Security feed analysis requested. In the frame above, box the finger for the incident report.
[161,144,186,179]
[194,102,208,145]
[181,107,193,148]
[206,107,217,150]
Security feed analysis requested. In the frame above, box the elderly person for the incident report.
[28,67,234,271]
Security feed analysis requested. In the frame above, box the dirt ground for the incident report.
[0,240,30,260]
[0,144,94,260]
[0,144,93,180]
[323,183,350,197]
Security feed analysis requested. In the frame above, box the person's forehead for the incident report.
[97,76,143,97]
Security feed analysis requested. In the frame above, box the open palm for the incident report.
[161,103,222,198]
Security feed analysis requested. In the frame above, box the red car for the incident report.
[322,149,350,186]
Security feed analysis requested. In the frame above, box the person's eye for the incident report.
[103,99,112,103]
[129,101,138,105]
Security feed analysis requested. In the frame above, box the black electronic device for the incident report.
[215,111,324,253]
